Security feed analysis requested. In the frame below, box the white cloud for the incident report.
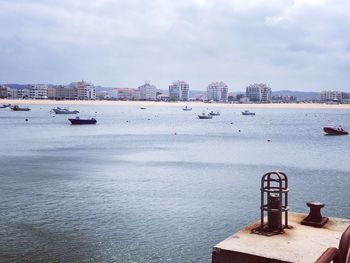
[0,0,349,91]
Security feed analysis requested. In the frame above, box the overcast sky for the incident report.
[0,0,349,91]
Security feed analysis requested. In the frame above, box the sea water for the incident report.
[0,104,349,262]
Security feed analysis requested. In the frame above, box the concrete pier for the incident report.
[212,212,350,263]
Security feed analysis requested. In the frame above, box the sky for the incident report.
[0,0,349,91]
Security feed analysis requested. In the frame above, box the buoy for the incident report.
[238,129,241,132]
[230,122,233,125]
[147,118,150,120]
[267,139,271,142]
[25,118,28,122]
[174,132,177,135]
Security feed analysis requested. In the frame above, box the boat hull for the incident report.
[11,107,30,111]
[198,115,213,119]
[0,104,10,108]
[323,127,348,135]
[53,109,79,114]
[69,118,97,125]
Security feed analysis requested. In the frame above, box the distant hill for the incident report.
[272,90,320,100]
[5,84,32,90]
[95,86,113,92]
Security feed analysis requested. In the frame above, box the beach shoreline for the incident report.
[1,99,350,109]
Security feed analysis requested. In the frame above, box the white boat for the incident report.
[209,111,220,116]
[198,111,213,119]
[0,104,11,108]
[242,110,255,116]
[183,106,192,111]
[51,107,79,114]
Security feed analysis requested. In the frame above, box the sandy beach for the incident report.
[1,99,350,109]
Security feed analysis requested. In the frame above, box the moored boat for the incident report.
[198,112,213,119]
[69,117,97,125]
[52,107,79,114]
[242,110,255,116]
[209,111,220,116]
[323,127,348,135]
[183,106,192,111]
[0,104,11,108]
[11,105,30,111]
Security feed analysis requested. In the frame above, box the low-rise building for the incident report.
[109,88,141,100]
[54,86,78,100]
[47,87,56,99]
[30,85,48,99]
[271,95,297,103]
[10,89,30,99]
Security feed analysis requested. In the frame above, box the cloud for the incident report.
[0,0,349,91]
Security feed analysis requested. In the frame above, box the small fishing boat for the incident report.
[0,104,11,108]
[140,107,147,110]
[323,127,348,135]
[209,111,220,116]
[183,106,192,111]
[198,112,213,119]
[11,105,31,111]
[51,107,79,114]
[69,117,97,125]
[242,110,255,116]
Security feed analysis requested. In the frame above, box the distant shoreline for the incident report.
[1,99,350,109]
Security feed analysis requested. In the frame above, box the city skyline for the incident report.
[0,0,349,91]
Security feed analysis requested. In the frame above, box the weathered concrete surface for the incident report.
[212,212,350,263]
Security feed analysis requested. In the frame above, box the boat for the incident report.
[198,112,213,119]
[0,104,11,108]
[242,110,255,116]
[209,111,220,116]
[11,105,31,111]
[183,106,192,111]
[140,107,147,110]
[323,127,348,135]
[68,117,97,125]
[52,107,79,114]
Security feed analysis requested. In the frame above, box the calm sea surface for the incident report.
[0,104,349,262]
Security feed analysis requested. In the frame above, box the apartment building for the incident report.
[169,80,189,101]
[246,83,271,102]
[207,82,228,102]
[138,82,157,100]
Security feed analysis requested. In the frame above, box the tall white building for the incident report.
[30,85,48,99]
[138,82,157,100]
[207,82,228,102]
[246,83,271,102]
[169,80,189,101]
[320,90,343,102]
[70,80,96,100]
